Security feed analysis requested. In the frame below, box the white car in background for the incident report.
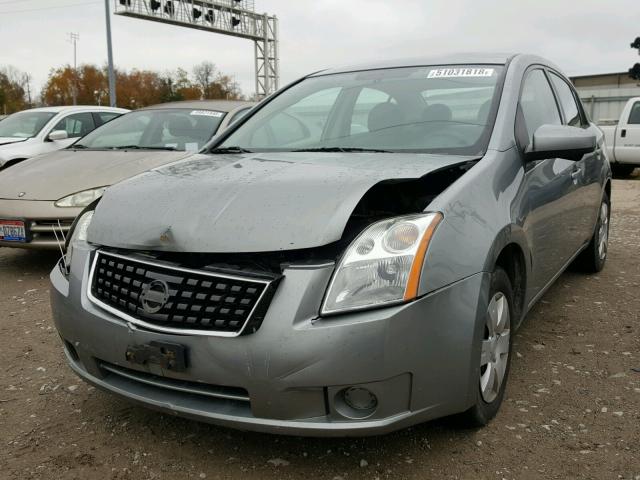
[0,106,128,170]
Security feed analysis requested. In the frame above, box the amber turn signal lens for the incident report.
[403,213,443,301]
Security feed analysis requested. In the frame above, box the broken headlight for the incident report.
[63,210,94,273]
[321,213,443,315]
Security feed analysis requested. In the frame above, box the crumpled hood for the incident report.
[0,137,27,147]
[89,152,476,252]
[0,149,194,201]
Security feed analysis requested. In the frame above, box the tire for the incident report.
[461,267,514,427]
[574,192,610,273]
[611,164,636,178]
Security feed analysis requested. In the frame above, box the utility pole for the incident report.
[104,0,117,107]
[68,32,79,105]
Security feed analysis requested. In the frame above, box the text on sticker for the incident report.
[190,110,224,117]
[427,68,495,79]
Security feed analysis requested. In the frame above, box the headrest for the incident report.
[421,103,452,123]
[167,115,193,137]
[367,102,404,132]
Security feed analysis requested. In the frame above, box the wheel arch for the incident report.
[484,226,530,328]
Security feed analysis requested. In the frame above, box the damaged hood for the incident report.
[89,152,476,252]
[0,149,194,201]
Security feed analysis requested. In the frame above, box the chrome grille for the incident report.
[88,250,278,337]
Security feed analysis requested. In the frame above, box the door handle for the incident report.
[621,129,627,138]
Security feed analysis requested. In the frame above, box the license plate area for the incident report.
[0,219,27,242]
[125,341,188,372]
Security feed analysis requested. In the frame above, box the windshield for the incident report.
[0,111,56,139]
[217,65,504,155]
[75,108,226,151]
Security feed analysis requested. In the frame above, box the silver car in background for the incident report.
[0,100,254,249]
[51,54,611,436]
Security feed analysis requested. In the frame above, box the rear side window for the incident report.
[52,112,96,138]
[249,87,341,147]
[549,73,582,127]
[228,107,251,125]
[519,69,561,143]
[627,102,640,124]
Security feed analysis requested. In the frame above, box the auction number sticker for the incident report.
[190,110,224,117]
[427,68,495,78]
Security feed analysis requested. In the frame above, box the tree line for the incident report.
[0,61,244,115]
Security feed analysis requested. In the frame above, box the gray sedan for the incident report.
[51,53,611,436]
[0,100,253,249]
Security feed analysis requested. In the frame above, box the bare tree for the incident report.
[193,61,216,99]
[21,73,32,106]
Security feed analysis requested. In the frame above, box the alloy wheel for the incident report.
[597,202,609,261]
[480,292,511,403]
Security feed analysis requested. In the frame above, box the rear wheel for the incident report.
[574,193,610,273]
[461,267,513,427]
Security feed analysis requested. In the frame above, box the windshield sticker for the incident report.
[427,68,495,79]
[185,142,199,152]
[190,110,223,117]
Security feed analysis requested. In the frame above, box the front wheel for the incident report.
[461,267,513,427]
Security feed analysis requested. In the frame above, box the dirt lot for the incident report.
[1,179,639,480]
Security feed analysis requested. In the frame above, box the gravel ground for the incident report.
[1,179,639,480]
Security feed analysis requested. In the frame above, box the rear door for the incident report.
[518,68,584,298]
[612,100,640,165]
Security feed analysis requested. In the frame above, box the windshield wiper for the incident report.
[113,145,177,151]
[71,144,88,149]
[209,146,253,154]
[292,147,391,153]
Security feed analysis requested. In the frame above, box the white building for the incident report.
[570,72,640,124]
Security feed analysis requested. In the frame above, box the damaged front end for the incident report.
[50,153,484,436]
[77,155,475,335]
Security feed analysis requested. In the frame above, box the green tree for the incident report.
[0,66,28,114]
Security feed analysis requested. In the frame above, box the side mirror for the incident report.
[48,130,68,142]
[525,124,596,162]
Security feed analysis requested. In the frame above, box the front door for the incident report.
[518,69,585,299]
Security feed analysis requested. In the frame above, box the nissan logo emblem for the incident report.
[139,279,170,314]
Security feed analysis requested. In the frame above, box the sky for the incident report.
[1,0,639,100]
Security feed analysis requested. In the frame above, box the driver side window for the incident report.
[519,69,561,145]
[52,112,96,139]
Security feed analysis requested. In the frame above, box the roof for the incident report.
[569,71,629,80]
[18,105,127,113]
[142,100,255,112]
[312,52,517,76]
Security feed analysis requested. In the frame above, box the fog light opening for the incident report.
[334,387,378,420]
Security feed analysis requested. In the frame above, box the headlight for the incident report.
[63,210,94,272]
[55,187,107,208]
[321,213,442,315]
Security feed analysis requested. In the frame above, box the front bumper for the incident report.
[0,199,80,249]
[50,246,490,436]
